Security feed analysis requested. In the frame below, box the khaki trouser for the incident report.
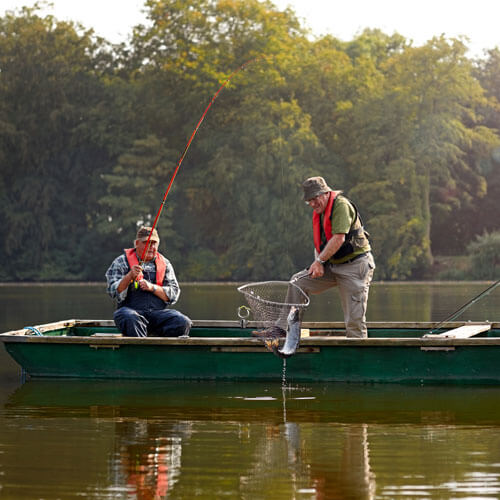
[289,253,375,338]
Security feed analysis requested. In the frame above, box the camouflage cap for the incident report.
[136,226,160,243]
[302,176,332,201]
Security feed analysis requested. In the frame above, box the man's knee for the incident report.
[169,311,192,336]
[114,307,137,322]
[154,310,192,337]
[114,308,147,337]
[177,314,192,337]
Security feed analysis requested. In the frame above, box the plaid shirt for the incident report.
[105,251,181,305]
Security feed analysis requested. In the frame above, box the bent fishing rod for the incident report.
[428,277,500,334]
[138,56,265,267]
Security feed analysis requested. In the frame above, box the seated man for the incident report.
[105,226,191,337]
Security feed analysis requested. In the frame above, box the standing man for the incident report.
[291,176,375,338]
[105,226,192,337]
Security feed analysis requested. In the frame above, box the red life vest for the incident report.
[124,248,166,286]
[313,191,337,253]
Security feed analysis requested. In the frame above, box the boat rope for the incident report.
[138,55,267,267]
[428,278,500,334]
[24,326,43,336]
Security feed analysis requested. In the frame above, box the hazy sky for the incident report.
[2,0,499,57]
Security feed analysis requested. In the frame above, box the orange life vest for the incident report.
[313,191,337,253]
[124,248,166,286]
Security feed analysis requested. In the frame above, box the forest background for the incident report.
[1,0,499,282]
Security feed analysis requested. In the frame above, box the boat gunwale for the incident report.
[2,318,499,331]
[0,319,499,347]
[3,336,500,347]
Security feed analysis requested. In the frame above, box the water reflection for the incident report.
[6,379,500,423]
[2,380,500,499]
[308,424,375,500]
[116,419,186,499]
[280,388,375,499]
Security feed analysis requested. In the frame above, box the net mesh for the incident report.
[237,281,309,329]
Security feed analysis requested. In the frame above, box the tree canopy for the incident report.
[0,1,499,282]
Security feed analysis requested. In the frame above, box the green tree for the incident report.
[99,134,181,259]
[466,231,500,279]
[2,1,500,283]
[0,6,123,280]
[103,0,331,280]
[468,48,500,242]
[330,36,496,278]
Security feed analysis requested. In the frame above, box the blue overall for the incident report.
[113,267,191,337]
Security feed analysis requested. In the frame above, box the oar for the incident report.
[428,278,500,334]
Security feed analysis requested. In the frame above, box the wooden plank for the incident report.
[90,333,123,337]
[0,319,77,336]
[2,318,499,335]
[210,347,320,353]
[421,346,455,351]
[4,334,500,347]
[192,320,245,328]
[1,319,499,346]
[423,323,491,339]
[0,330,28,336]
[302,321,499,329]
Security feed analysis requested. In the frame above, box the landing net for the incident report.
[237,281,309,329]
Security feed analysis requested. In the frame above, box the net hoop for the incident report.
[237,281,309,309]
[237,281,310,330]
[238,281,309,309]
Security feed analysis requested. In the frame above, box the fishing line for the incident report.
[278,115,290,268]
[428,278,500,334]
[138,56,267,267]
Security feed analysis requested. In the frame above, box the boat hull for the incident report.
[5,341,500,384]
[2,320,500,384]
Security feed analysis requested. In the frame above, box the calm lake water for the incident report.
[1,282,499,499]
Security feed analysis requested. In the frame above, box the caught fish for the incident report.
[277,306,301,358]
[252,307,302,358]
[252,325,286,354]
[252,325,287,339]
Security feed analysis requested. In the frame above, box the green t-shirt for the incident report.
[321,195,371,264]
[330,196,356,234]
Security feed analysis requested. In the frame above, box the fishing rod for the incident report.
[138,56,265,267]
[428,278,500,334]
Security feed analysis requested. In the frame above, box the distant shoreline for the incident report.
[0,280,495,286]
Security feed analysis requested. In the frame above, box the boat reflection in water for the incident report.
[257,418,376,500]
[3,380,500,499]
[274,388,376,500]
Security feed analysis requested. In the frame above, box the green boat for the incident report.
[1,319,500,384]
